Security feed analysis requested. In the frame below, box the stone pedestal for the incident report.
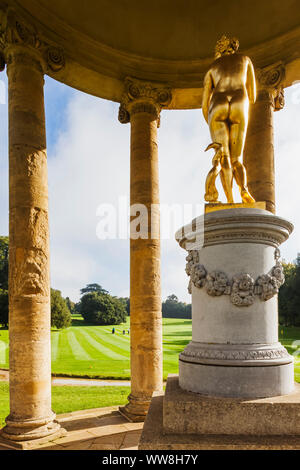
[177,208,294,398]
[139,207,298,449]
[139,376,300,450]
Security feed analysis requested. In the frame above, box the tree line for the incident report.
[279,255,300,327]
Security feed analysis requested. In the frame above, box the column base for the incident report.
[0,411,63,443]
[119,394,151,422]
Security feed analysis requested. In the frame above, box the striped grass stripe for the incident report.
[51,331,60,362]
[67,330,92,361]
[0,340,8,365]
[90,329,130,353]
[79,329,128,361]
[84,329,130,358]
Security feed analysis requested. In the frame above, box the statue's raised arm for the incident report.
[202,35,256,205]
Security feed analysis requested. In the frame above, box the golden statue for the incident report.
[202,35,256,204]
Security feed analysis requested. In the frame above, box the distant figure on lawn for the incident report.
[112,328,115,334]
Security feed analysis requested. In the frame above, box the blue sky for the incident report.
[0,74,299,302]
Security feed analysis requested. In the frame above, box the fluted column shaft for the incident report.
[1,46,60,442]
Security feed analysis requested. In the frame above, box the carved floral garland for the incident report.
[185,249,285,306]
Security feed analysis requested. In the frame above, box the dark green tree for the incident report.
[118,297,130,315]
[51,289,72,329]
[162,294,191,319]
[65,296,75,314]
[0,236,8,291]
[79,291,127,325]
[279,256,300,327]
[0,289,8,327]
[80,283,108,296]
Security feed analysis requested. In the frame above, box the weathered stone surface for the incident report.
[164,376,300,435]
[0,44,61,443]
[120,82,164,421]
[244,64,285,214]
[139,390,300,450]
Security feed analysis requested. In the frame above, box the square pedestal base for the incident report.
[139,376,300,450]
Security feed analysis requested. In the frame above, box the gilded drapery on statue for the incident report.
[202,35,256,204]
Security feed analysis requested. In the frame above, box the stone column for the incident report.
[0,22,64,442]
[118,78,171,421]
[244,64,285,214]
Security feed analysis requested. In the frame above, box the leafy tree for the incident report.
[0,236,8,290]
[65,296,75,314]
[79,291,127,325]
[80,283,108,296]
[279,257,300,327]
[162,294,191,319]
[0,289,8,327]
[118,297,130,315]
[51,289,72,329]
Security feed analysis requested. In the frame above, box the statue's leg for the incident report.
[229,98,255,203]
[204,161,221,202]
[207,100,231,203]
[220,155,234,203]
[209,102,230,158]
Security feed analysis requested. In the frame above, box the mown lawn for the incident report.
[0,317,299,382]
[0,316,191,380]
[0,382,130,428]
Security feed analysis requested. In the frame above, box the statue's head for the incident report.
[215,35,239,59]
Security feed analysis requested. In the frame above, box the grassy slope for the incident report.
[0,317,299,382]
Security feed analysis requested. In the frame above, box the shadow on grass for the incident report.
[163,320,192,326]
[164,330,192,337]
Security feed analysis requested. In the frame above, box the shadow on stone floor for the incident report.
[0,406,143,451]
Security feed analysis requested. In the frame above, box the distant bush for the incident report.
[51,289,72,329]
[79,291,127,325]
[0,288,8,327]
[162,295,191,319]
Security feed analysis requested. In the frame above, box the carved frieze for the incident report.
[186,248,285,305]
[231,273,255,306]
[180,341,290,364]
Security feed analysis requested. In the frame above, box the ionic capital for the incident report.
[118,77,172,124]
[256,62,285,111]
[0,6,65,74]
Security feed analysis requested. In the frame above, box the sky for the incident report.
[0,74,299,303]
